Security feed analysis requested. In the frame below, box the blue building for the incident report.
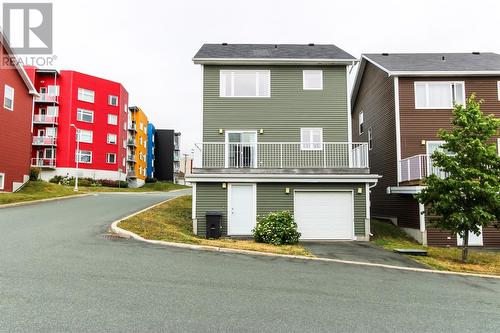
[146,123,156,179]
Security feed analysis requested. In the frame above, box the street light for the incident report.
[70,124,80,192]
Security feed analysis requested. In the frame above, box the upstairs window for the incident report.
[77,109,94,123]
[78,88,95,103]
[48,85,60,96]
[303,70,323,90]
[497,81,500,101]
[108,114,118,125]
[414,82,465,109]
[76,129,93,143]
[220,70,270,97]
[359,111,364,135]
[107,133,117,144]
[300,128,323,150]
[4,85,14,110]
[76,150,92,163]
[108,95,119,106]
[106,153,116,164]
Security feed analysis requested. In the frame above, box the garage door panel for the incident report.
[294,191,353,240]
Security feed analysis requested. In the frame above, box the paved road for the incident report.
[1,192,499,332]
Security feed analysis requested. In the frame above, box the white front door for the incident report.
[457,227,483,246]
[228,184,256,235]
[294,191,354,240]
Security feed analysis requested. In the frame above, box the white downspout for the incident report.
[418,202,427,245]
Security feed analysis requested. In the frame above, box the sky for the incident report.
[4,0,500,153]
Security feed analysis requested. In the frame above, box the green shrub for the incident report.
[29,167,41,180]
[253,211,301,245]
[145,177,157,183]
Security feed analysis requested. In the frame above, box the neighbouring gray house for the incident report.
[187,43,380,240]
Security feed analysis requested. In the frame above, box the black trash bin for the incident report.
[205,211,223,239]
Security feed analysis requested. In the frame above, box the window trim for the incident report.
[497,138,500,156]
[497,81,500,101]
[359,111,364,135]
[76,129,93,144]
[108,95,119,106]
[75,150,92,164]
[106,153,117,164]
[107,114,118,125]
[302,70,323,90]
[368,127,373,150]
[300,128,323,151]
[4,85,14,111]
[77,88,95,103]
[414,81,465,109]
[107,133,117,144]
[219,70,271,98]
[76,108,94,123]
[0,172,5,190]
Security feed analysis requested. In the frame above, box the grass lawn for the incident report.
[0,181,80,205]
[371,219,500,275]
[80,181,188,192]
[118,195,311,257]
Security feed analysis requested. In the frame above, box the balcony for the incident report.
[128,123,137,132]
[31,158,56,169]
[32,136,57,146]
[127,171,137,179]
[33,114,58,125]
[127,139,136,147]
[399,154,447,183]
[193,142,369,171]
[35,93,58,104]
[127,155,136,163]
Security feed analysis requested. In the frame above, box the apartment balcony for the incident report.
[31,158,56,169]
[33,114,58,125]
[127,139,136,147]
[192,142,369,173]
[127,155,136,163]
[127,171,137,179]
[35,93,58,104]
[32,136,57,146]
[399,154,447,184]
[128,123,137,132]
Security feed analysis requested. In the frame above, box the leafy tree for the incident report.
[417,95,500,262]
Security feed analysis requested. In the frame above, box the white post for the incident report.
[280,144,283,168]
[419,202,427,246]
[71,124,80,192]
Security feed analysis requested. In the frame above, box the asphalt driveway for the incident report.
[303,241,426,268]
[1,191,499,332]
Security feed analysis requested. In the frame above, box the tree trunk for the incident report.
[461,231,469,263]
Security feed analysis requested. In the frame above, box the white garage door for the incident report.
[294,191,354,240]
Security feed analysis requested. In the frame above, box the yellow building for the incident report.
[127,106,148,187]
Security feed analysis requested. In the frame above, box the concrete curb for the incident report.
[110,198,500,280]
[0,193,94,209]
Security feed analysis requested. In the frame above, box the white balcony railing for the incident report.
[399,154,448,182]
[32,136,57,146]
[193,142,369,169]
[33,114,58,124]
[31,158,56,168]
[35,93,58,103]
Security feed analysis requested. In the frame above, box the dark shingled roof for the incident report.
[364,53,500,72]
[194,43,355,60]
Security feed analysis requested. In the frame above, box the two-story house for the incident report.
[187,43,380,241]
[351,52,500,247]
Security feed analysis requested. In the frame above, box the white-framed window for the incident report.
[0,172,4,190]
[497,81,500,101]
[107,133,117,144]
[303,70,323,90]
[497,138,500,156]
[414,82,465,109]
[108,114,118,125]
[76,129,93,143]
[122,157,126,167]
[139,152,143,161]
[77,88,95,103]
[139,166,142,175]
[47,106,58,116]
[75,150,92,163]
[300,128,323,150]
[77,108,94,123]
[48,85,60,96]
[359,111,364,135]
[108,95,119,106]
[44,148,56,159]
[368,127,373,150]
[106,153,116,164]
[4,85,14,110]
[139,122,144,131]
[123,139,126,148]
[139,136,143,145]
[220,70,270,97]
[124,104,128,113]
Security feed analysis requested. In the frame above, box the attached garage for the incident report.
[294,190,354,240]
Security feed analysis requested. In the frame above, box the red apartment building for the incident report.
[24,67,129,181]
[0,35,38,192]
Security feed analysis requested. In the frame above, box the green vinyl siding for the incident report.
[203,65,349,143]
[195,183,227,236]
[195,182,367,237]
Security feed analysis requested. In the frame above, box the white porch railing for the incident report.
[193,142,369,169]
[31,158,56,168]
[35,93,58,103]
[399,154,448,182]
[32,136,57,146]
[33,114,58,124]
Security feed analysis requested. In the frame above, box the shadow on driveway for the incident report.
[303,241,427,268]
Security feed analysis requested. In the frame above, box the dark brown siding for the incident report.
[428,227,500,247]
[398,76,500,158]
[352,62,420,228]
